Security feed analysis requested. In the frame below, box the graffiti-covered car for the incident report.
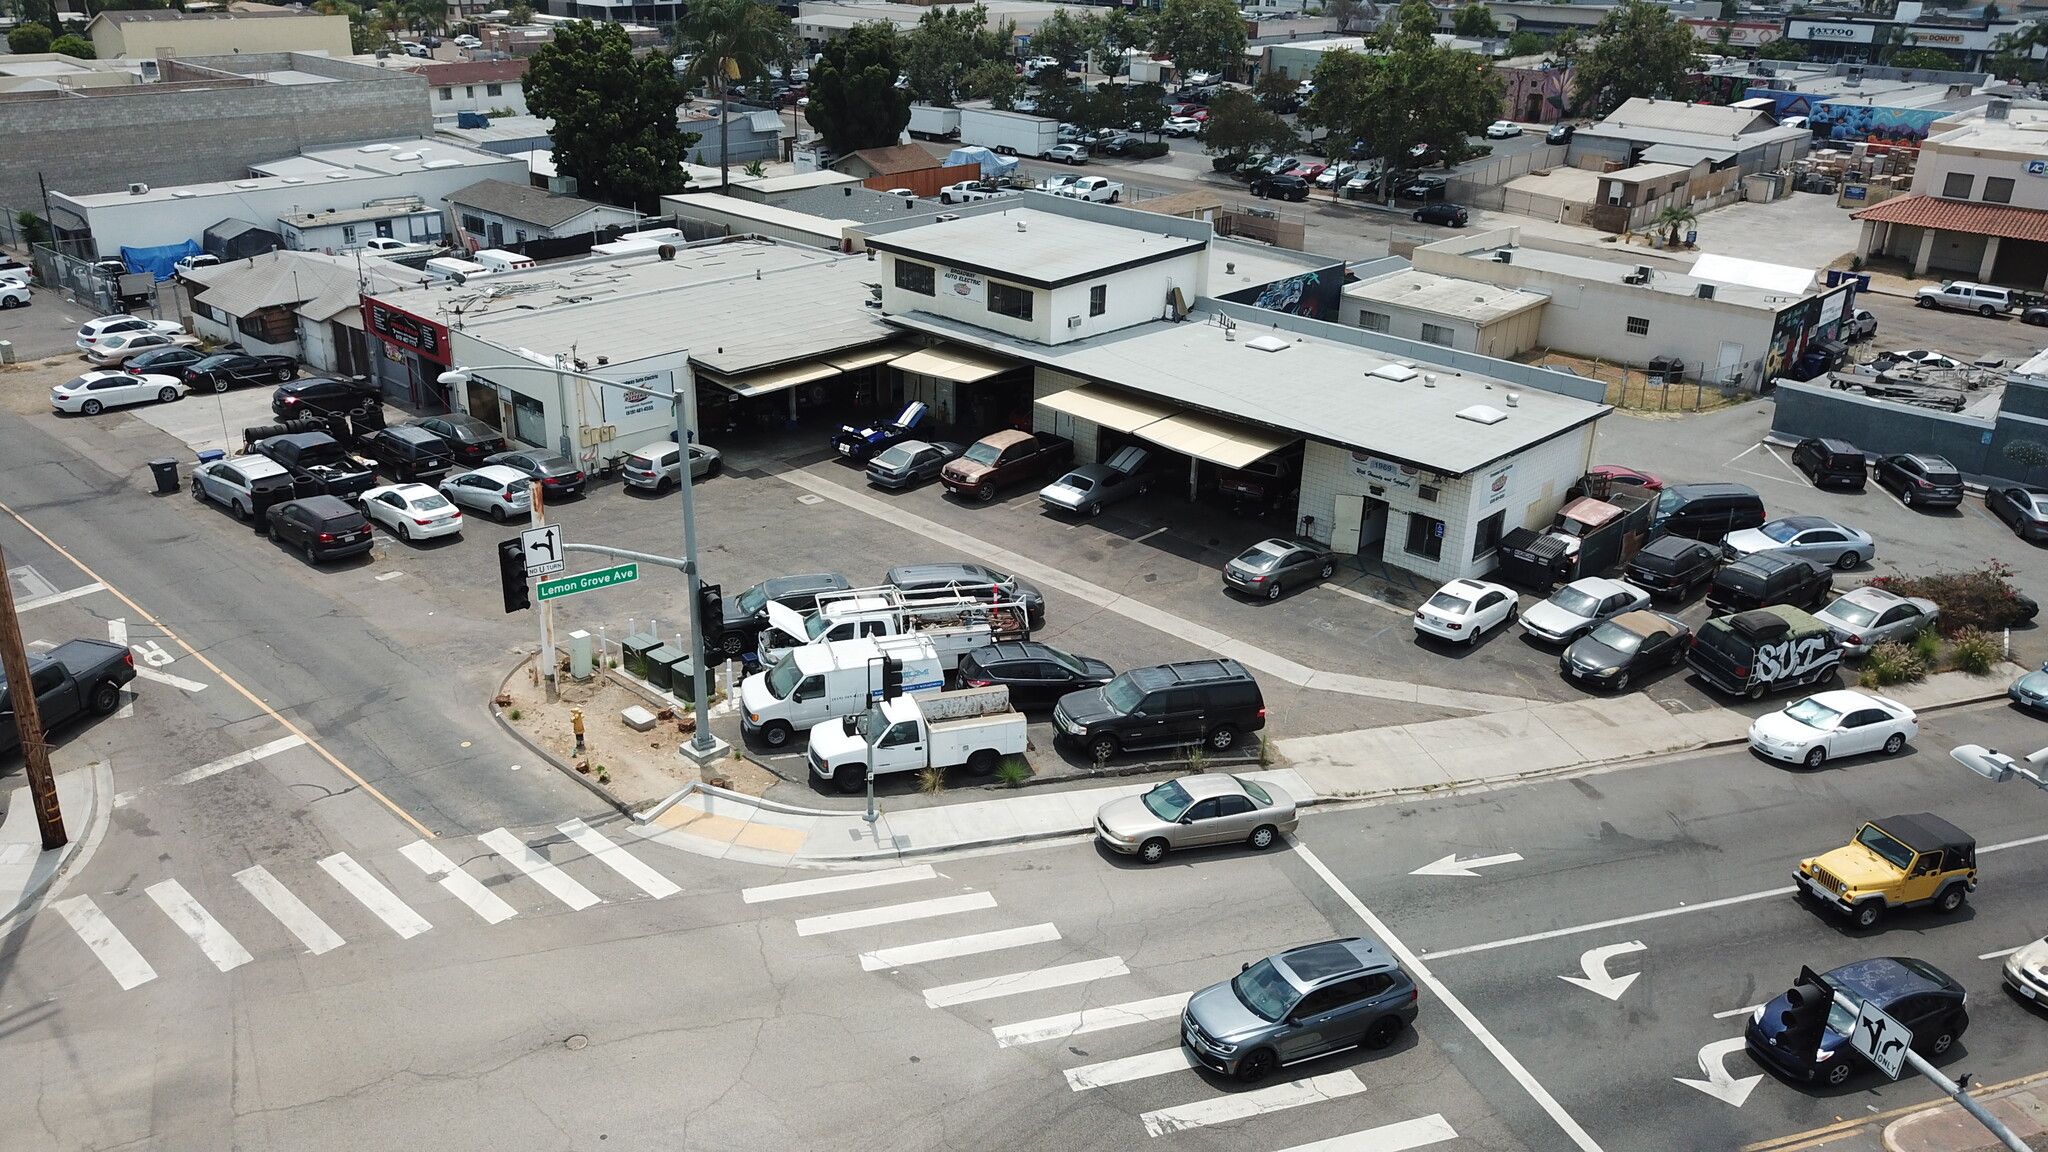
[1686,604,1843,701]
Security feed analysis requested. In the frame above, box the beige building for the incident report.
[88,9,352,60]
[1853,99,2048,286]
[1341,272,1548,360]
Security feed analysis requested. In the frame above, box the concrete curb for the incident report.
[490,655,638,818]
[0,760,112,939]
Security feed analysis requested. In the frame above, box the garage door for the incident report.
[1994,238,2048,290]
[1134,410,1298,470]
[1037,385,1183,433]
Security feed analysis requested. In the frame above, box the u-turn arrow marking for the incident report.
[1559,940,1647,1001]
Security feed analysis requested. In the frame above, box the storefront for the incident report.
[362,298,457,415]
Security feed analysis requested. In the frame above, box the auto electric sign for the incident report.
[365,300,450,364]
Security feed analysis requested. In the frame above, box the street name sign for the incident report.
[537,563,638,602]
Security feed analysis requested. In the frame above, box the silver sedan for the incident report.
[1722,515,1875,570]
[1814,586,1939,655]
[1094,774,1297,864]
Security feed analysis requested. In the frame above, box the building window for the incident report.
[461,213,486,235]
[515,230,527,243]
[342,225,357,245]
[486,83,503,96]
[512,393,546,448]
[1473,510,1505,559]
[988,280,1034,321]
[1625,315,1650,336]
[1420,323,1454,347]
[1358,310,1390,332]
[894,260,935,296]
[438,86,452,100]
[1404,513,1445,561]
[1089,284,1106,316]
[1943,172,1974,199]
[1985,176,2016,204]
[465,85,476,98]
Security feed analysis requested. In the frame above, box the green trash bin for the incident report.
[622,633,660,678]
[643,645,682,691]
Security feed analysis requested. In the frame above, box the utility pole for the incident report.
[0,542,67,850]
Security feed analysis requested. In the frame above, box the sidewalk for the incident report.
[0,763,109,930]
[1885,1075,2048,1152]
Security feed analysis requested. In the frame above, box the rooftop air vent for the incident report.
[326,172,351,180]
[1245,335,1290,352]
[1457,404,1509,425]
[1988,98,2012,121]
[358,143,398,153]
[1371,363,1420,381]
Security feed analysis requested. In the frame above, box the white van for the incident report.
[740,635,945,749]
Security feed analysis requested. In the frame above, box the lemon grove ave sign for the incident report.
[537,564,639,602]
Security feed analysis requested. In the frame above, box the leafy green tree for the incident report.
[50,32,93,57]
[1198,88,1303,156]
[1568,0,1699,116]
[1505,29,1548,57]
[7,22,52,52]
[678,0,797,190]
[16,210,47,245]
[961,58,1023,108]
[1888,47,1959,71]
[1452,4,1498,37]
[2004,439,2048,482]
[903,3,1016,107]
[526,21,695,212]
[1756,37,1807,60]
[1254,68,1300,111]
[1653,203,1696,247]
[507,4,534,25]
[808,21,911,153]
[1303,0,1502,193]
[1098,8,1153,64]
[1030,8,1096,71]
[1032,70,1083,125]
[1152,0,1245,78]
[1124,81,1168,137]
[1327,0,1371,34]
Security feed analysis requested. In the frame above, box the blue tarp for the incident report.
[120,240,204,282]
[944,146,1018,180]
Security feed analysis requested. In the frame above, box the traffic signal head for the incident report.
[497,538,531,613]
[1778,979,1834,1059]
[880,655,904,700]
[697,582,722,627]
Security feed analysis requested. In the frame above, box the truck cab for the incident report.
[806,686,1027,793]
[739,636,944,749]
[1796,813,1976,929]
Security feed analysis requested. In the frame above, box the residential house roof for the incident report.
[181,248,426,322]
[844,144,942,176]
[444,178,612,229]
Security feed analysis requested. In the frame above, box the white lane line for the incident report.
[924,956,1129,1008]
[1064,1047,1197,1091]
[558,818,681,899]
[14,582,106,613]
[398,841,517,925]
[53,895,157,990]
[1320,582,1411,616]
[107,620,133,718]
[861,923,1061,971]
[145,879,253,972]
[1132,526,1169,544]
[743,864,936,904]
[1981,945,2026,961]
[1141,1070,1366,1137]
[134,666,208,693]
[168,735,308,786]
[1273,1115,1461,1152]
[1420,886,1798,960]
[478,828,602,911]
[375,572,404,582]
[994,992,1192,1048]
[1296,844,1604,1152]
[318,852,431,939]
[234,866,345,955]
[1712,1003,1765,1020]
[1986,831,2048,853]
[795,891,994,937]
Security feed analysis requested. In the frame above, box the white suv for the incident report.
[619,440,722,492]
[0,280,27,310]
[1915,280,2013,316]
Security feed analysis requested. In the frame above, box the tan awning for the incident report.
[822,340,921,372]
[892,344,1017,383]
[715,361,842,398]
[1135,411,1297,470]
[1038,385,1183,434]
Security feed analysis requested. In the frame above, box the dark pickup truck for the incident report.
[940,430,1074,502]
[1217,454,1302,516]
[257,431,376,501]
[1,639,136,756]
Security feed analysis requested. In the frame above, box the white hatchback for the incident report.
[1414,578,1519,644]
[1748,689,1917,769]
[362,483,464,541]
[619,440,722,491]
[50,370,182,415]
[438,465,533,522]
[75,315,183,352]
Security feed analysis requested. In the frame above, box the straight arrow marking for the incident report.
[1410,851,1524,877]
[1674,1036,1762,1107]
[1560,940,1647,1001]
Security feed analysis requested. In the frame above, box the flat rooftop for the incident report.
[864,207,1206,289]
[1345,271,1548,324]
[1927,103,2048,151]
[1208,238,1338,298]
[1434,238,1805,310]
[65,138,513,206]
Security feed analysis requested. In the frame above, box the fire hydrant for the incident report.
[570,707,586,753]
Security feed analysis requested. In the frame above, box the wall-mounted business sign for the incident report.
[1794,21,1875,42]
[364,300,450,364]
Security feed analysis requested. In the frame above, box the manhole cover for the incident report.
[565,1034,588,1051]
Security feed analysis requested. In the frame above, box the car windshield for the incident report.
[1235,544,1286,569]
[803,612,836,641]
[1234,776,1273,806]
[1425,591,1471,614]
[737,583,770,614]
[1826,600,1879,627]
[1231,959,1298,1023]
[1549,587,1601,616]
[964,442,1003,465]
[874,445,915,469]
[763,654,803,699]
[1761,521,1804,542]
[1586,621,1644,654]
[1657,489,1684,516]
[1043,647,1088,676]
[1817,974,1861,1035]
[1782,697,1842,729]
[1856,824,1916,869]
[1142,780,1192,820]
[1101,674,1145,714]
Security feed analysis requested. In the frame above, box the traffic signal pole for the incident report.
[529,480,554,698]
[1901,1049,2028,1152]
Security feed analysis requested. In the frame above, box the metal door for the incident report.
[1717,342,1744,387]
[1331,493,1365,554]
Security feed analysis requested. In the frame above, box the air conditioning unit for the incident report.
[128,182,150,196]
[1697,283,1716,299]
[1067,315,1082,328]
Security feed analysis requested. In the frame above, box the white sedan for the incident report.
[361,483,463,541]
[1748,689,1918,769]
[50,370,182,415]
[1485,120,1523,139]
[438,465,533,522]
[1414,578,1519,644]
[1520,577,1649,645]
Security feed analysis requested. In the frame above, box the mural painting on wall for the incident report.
[1810,101,1943,146]
[1222,269,1341,321]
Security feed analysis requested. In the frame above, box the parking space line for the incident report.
[1980,945,2025,960]
[923,956,1129,1008]
[1320,582,1410,616]
[1140,1070,1366,1136]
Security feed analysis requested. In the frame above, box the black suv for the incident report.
[959,641,1114,709]
[1053,659,1264,762]
[715,572,853,657]
[1793,437,1867,490]
[265,495,374,563]
[272,376,378,419]
[1252,174,1311,201]
[1413,202,1468,227]
[1873,453,1965,509]
[1622,535,1721,600]
[1652,481,1766,542]
[1706,550,1831,615]
[358,424,456,482]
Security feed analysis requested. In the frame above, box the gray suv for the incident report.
[1182,937,1419,1083]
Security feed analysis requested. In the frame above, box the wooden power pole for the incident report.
[0,543,66,850]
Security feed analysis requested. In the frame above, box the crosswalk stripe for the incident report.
[558,818,680,899]
[993,992,1192,1048]
[860,923,1061,971]
[318,853,432,939]
[1064,1047,1197,1091]
[399,841,517,925]
[53,895,157,990]
[234,866,345,955]
[794,891,995,937]
[1272,1114,1460,1152]
[924,956,1130,1008]
[479,828,602,911]
[168,735,307,786]
[1140,1071,1367,1137]
[743,864,936,904]
[145,879,253,972]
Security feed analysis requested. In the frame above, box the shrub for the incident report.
[1128,141,1171,159]
[994,756,1031,788]
[917,766,945,795]
[1869,562,2040,633]
[509,708,522,721]
[1863,640,1928,686]
[1949,627,2000,674]
[1184,743,1209,773]
[1912,628,1942,665]
[1212,152,1247,171]
[1258,735,1274,767]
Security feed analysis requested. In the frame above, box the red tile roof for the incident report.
[414,58,527,85]
[1852,193,2048,244]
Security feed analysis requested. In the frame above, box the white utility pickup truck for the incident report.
[806,687,1027,793]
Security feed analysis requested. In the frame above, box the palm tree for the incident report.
[1654,203,1698,249]
[679,0,796,192]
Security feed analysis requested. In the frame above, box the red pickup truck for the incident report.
[940,430,1075,502]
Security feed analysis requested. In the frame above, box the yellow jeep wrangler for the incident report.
[1795,812,1976,930]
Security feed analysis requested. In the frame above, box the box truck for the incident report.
[959,106,1060,157]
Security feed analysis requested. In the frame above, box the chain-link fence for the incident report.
[1523,350,1764,412]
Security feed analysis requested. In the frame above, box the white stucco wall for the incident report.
[880,251,1203,346]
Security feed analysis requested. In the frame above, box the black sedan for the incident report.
[1988,483,2048,540]
[184,352,298,392]
[1746,957,1967,1087]
[123,346,209,377]
[416,414,507,463]
[958,641,1113,709]
[865,439,960,489]
[486,449,587,498]
[1559,610,1692,693]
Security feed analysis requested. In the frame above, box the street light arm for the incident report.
[1951,744,2048,788]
